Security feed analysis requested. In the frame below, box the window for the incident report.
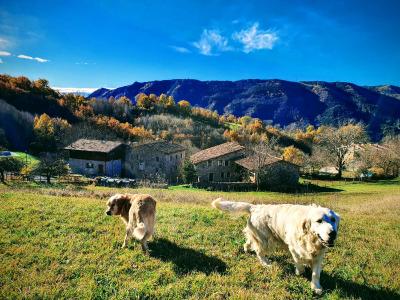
[218,160,223,166]
[139,162,145,171]
[180,153,183,158]
[207,160,212,167]
[227,172,230,178]
[224,160,229,166]
[156,156,159,162]
[208,173,214,182]
[221,172,224,179]
[86,162,94,168]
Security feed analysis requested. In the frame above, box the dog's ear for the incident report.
[302,218,311,233]
[115,194,131,213]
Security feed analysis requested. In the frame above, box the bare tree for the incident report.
[318,124,368,178]
[246,137,279,190]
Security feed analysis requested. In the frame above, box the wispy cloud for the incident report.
[0,58,3,64]
[170,45,191,54]
[75,62,96,65]
[0,50,11,56]
[193,29,231,56]
[17,54,49,63]
[232,23,278,53]
[0,37,11,48]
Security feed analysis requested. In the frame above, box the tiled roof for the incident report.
[132,140,186,154]
[235,155,285,171]
[65,139,124,153]
[190,142,245,164]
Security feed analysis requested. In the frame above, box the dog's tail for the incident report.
[212,197,253,214]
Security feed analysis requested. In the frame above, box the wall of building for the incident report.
[195,151,244,183]
[124,148,185,183]
[68,158,122,177]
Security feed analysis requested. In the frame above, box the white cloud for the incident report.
[0,50,11,56]
[17,54,49,62]
[170,45,190,53]
[193,29,231,56]
[0,58,3,64]
[233,23,278,53]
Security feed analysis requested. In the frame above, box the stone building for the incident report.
[125,140,186,183]
[190,142,245,183]
[65,139,125,177]
[235,155,300,188]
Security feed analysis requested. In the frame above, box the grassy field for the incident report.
[0,179,399,299]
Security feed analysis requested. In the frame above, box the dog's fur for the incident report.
[212,198,340,294]
[105,193,156,253]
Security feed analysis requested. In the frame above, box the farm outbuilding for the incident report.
[65,139,125,177]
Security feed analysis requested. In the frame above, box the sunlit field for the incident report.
[0,179,399,299]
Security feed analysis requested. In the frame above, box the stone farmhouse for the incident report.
[65,139,125,177]
[190,141,300,187]
[124,140,186,183]
[64,139,185,182]
[190,142,245,183]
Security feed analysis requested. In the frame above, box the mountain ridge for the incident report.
[88,79,400,140]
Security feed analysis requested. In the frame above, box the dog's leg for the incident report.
[311,256,324,295]
[122,225,133,248]
[255,248,272,267]
[140,232,151,255]
[289,247,305,275]
[243,239,252,253]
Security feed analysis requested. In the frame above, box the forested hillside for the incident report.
[90,79,400,140]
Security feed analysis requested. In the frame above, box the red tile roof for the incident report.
[190,142,245,164]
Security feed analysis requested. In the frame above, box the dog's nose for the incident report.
[106,211,111,216]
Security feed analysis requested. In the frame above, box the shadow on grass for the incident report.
[149,238,227,275]
[266,183,344,194]
[320,272,399,300]
[246,252,398,299]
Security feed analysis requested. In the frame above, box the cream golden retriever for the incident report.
[105,193,156,254]
[212,198,340,294]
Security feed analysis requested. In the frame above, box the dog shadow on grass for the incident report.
[247,252,398,299]
[149,238,227,275]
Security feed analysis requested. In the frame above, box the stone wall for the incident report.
[194,151,244,183]
[124,148,185,183]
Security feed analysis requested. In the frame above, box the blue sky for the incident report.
[0,0,399,89]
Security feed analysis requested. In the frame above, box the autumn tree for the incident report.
[282,145,305,166]
[177,100,191,114]
[318,124,368,178]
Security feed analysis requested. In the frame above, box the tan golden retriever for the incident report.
[212,198,340,294]
[105,193,156,254]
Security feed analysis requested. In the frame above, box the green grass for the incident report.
[12,151,40,167]
[0,179,399,299]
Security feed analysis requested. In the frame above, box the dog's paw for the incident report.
[295,267,305,276]
[121,244,127,249]
[311,283,323,295]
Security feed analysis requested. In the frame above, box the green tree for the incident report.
[32,153,69,184]
[182,160,197,184]
[0,157,24,183]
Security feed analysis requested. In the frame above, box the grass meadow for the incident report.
[0,179,399,299]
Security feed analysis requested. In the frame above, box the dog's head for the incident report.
[105,194,130,216]
[303,206,340,248]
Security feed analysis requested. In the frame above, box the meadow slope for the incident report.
[0,180,399,299]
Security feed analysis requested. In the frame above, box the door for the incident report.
[209,173,214,182]
[98,164,104,175]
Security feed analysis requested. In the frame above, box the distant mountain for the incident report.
[88,79,400,140]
